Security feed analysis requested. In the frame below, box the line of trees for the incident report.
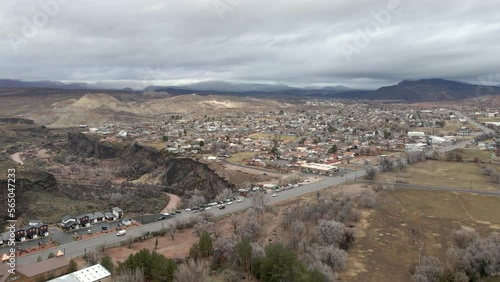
[410,229,500,282]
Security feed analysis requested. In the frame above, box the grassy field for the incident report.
[342,188,500,282]
[477,116,500,123]
[458,149,498,162]
[227,151,255,165]
[247,133,298,143]
[376,160,500,191]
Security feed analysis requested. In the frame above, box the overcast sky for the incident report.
[1,0,500,89]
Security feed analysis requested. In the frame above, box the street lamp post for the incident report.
[345,165,347,183]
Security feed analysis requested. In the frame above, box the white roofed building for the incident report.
[48,264,111,282]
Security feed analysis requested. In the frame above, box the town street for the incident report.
[15,170,362,266]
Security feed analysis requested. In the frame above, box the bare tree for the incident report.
[452,228,479,249]
[490,171,500,184]
[174,259,210,282]
[379,157,394,172]
[199,211,214,222]
[187,195,206,208]
[314,245,347,271]
[83,250,102,266]
[229,215,239,233]
[215,190,234,202]
[396,157,407,172]
[364,165,377,180]
[165,221,178,240]
[411,256,443,282]
[251,192,270,209]
[359,190,376,208]
[114,268,145,282]
[317,220,345,246]
[481,167,495,176]
[125,236,134,248]
[235,213,261,241]
[194,221,215,237]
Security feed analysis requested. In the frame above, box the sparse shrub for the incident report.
[359,190,376,208]
[379,158,394,172]
[364,165,377,180]
[452,229,479,249]
[411,256,444,282]
[473,157,483,164]
[372,184,384,193]
[349,209,361,222]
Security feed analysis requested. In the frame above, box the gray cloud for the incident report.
[1,0,499,89]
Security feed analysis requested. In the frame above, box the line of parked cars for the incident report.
[185,197,244,213]
[158,210,182,221]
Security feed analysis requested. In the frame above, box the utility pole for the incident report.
[345,165,347,183]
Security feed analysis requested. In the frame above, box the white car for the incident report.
[272,193,278,197]
[161,212,169,216]
[116,230,126,236]
[205,207,212,210]
[236,198,243,203]
[227,201,233,205]
[185,208,191,212]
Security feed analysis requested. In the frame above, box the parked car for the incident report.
[236,198,243,203]
[218,206,226,210]
[158,216,166,221]
[117,230,126,236]
[101,226,108,231]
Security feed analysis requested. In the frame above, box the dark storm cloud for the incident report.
[1,0,499,89]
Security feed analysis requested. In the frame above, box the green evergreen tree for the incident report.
[67,258,78,273]
[198,232,213,257]
[100,256,114,274]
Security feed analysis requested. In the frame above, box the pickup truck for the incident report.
[116,230,126,236]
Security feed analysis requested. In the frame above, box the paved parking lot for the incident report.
[132,213,179,225]
[72,221,124,237]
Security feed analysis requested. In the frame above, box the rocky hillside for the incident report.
[0,170,58,229]
[68,132,122,159]
[136,158,233,199]
[68,136,234,199]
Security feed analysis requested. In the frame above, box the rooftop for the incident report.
[48,264,111,282]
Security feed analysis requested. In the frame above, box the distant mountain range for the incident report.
[0,79,131,91]
[145,80,354,93]
[336,79,500,101]
[1,78,499,102]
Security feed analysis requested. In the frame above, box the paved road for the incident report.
[453,111,496,135]
[14,169,364,266]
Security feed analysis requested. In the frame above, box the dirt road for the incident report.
[161,193,181,213]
